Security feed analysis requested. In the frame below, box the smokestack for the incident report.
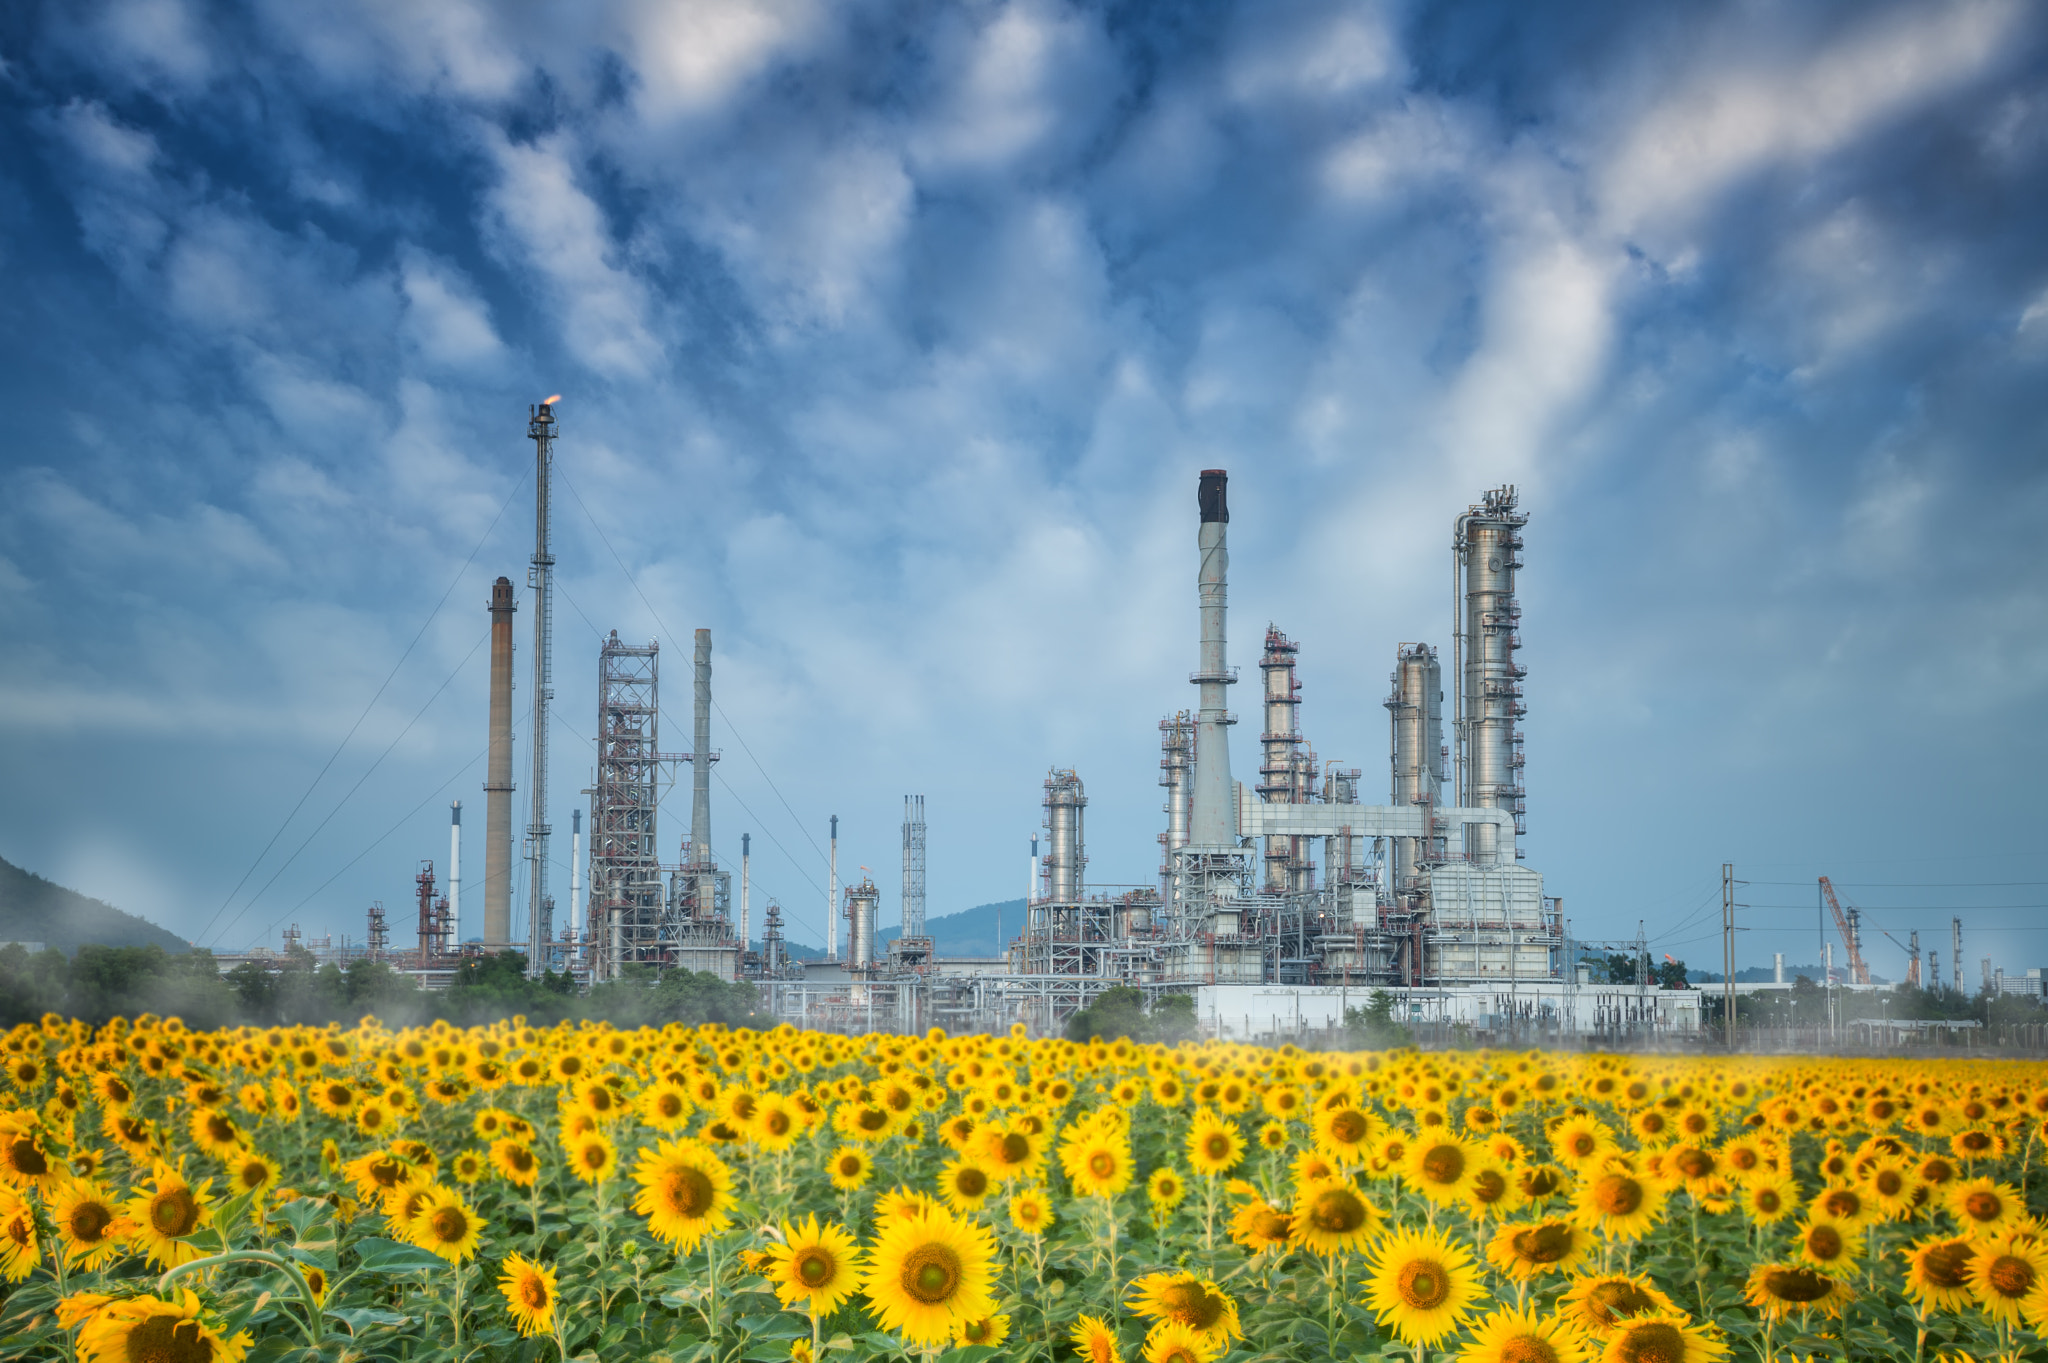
[740,833,751,952]
[485,576,517,947]
[827,815,840,960]
[1188,470,1237,846]
[692,628,713,917]
[448,802,461,946]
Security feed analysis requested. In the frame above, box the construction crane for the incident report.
[1878,928,1922,989]
[1818,877,1871,985]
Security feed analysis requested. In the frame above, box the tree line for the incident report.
[0,942,764,1031]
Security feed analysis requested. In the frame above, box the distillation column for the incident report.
[1385,643,1443,899]
[1043,771,1086,902]
[1453,486,1527,864]
[901,796,927,939]
[1156,713,1193,916]
[484,577,517,947]
[1257,628,1303,893]
[691,628,715,917]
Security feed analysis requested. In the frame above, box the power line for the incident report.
[555,467,831,871]
[194,466,531,946]
[208,627,491,948]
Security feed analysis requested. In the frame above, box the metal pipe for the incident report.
[692,628,714,917]
[448,801,462,948]
[484,576,517,946]
[740,832,751,955]
[526,400,558,972]
[568,807,580,968]
[1189,470,1237,847]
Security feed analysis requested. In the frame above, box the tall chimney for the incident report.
[827,815,840,960]
[692,628,714,917]
[484,576,517,947]
[1188,470,1237,847]
[448,801,462,947]
[740,833,751,952]
[568,807,581,967]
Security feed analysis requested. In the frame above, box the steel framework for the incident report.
[589,633,664,980]
[525,400,558,975]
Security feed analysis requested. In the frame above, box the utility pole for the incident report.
[1722,862,1736,1048]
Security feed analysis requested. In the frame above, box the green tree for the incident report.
[1656,958,1689,990]
[1343,990,1412,1049]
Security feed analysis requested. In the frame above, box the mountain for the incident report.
[0,856,190,955]
[762,897,1025,961]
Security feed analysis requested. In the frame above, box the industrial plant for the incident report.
[257,406,1721,1040]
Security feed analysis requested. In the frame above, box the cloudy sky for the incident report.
[2,0,2044,978]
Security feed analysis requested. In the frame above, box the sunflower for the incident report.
[1125,1271,1241,1349]
[1291,1178,1380,1255]
[1573,1166,1669,1242]
[639,1081,693,1132]
[1551,1116,1614,1172]
[1460,1304,1593,1363]
[499,1252,559,1338]
[566,1131,618,1185]
[976,1122,1043,1182]
[1008,1187,1054,1236]
[450,1150,487,1185]
[1228,1197,1291,1253]
[1070,1314,1122,1363]
[1310,1101,1378,1167]
[126,1162,214,1269]
[188,1108,245,1159]
[99,1113,160,1162]
[1596,1314,1728,1363]
[344,1150,419,1202]
[938,1157,994,1214]
[1946,1177,2025,1235]
[1186,1110,1245,1176]
[827,1145,874,1191]
[408,1187,483,1262]
[1485,1217,1595,1281]
[763,1215,864,1314]
[1809,1183,1871,1227]
[1965,1231,2048,1326]
[1147,1167,1188,1218]
[1794,1217,1862,1277]
[861,1203,998,1345]
[751,1094,803,1153]
[45,1179,129,1271]
[1405,1135,1479,1206]
[75,1289,249,1363]
[1740,1175,1800,1226]
[307,1079,357,1119]
[1901,1235,1977,1312]
[1140,1321,1219,1363]
[1743,1262,1854,1321]
[1361,1225,1482,1346]
[490,1138,541,1188]
[1556,1273,1681,1337]
[631,1138,734,1251]
[1062,1131,1133,1198]
[0,1186,40,1282]
[0,1121,56,1190]
[952,1314,1010,1348]
[224,1150,281,1201]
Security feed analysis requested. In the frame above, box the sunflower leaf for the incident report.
[352,1237,447,1272]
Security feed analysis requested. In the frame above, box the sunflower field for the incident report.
[2,1015,2047,1363]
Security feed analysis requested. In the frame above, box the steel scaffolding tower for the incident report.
[589,633,663,981]
[901,796,927,939]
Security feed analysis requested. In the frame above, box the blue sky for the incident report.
[1,0,2044,979]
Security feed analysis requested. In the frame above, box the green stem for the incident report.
[450,1261,467,1351]
[159,1250,323,1345]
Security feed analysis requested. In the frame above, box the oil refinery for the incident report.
[265,407,1710,1041]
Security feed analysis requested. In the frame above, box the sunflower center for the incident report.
[952,1167,989,1198]
[8,1139,48,1176]
[70,1203,113,1241]
[1311,1188,1366,1234]
[1568,1134,1595,1157]
[1753,1189,1781,1213]
[1205,1136,1230,1160]
[1592,1176,1643,1217]
[1421,1145,1465,1183]
[1806,1226,1843,1260]
[900,1243,962,1304]
[151,1188,201,1237]
[765,1112,791,1137]
[429,1208,468,1243]
[520,1277,550,1309]
[1511,1222,1575,1264]
[1921,1242,1973,1288]
[1159,1280,1225,1330]
[126,1313,218,1363]
[1819,1190,1859,1218]
[580,1146,607,1170]
[1523,1168,1563,1197]
[1586,1281,1656,1323]
[1612,1321,1685,1363]
[1875,1170,1903,1195]
[1395,1258,1450,1310]
[1963,1191,2000,1221]
[1499,1336,1561,1363]
[1088,1152,1117,1179]
[999,1133,1030,1164]
[1674,1150,1712,1179]
[838,1157,862,1176]
[1987,1255,2036,1298]
[667,1167,716,1218]
[1251,1208,1290,1240]
[1472,1170,1507,1204]
[1329,1110,1366,1144]
[857,1108,888,1132]
[1762,1267,1834,1303]
[797,1249,834,1285]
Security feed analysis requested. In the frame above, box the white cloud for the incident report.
[85,0,215,94]
[481,129,664,380]
[620,0,826,119]
[398,248,508,368]
[909,0,1116,176]
[1601,0,2023,237]
[1224,0,1398,106]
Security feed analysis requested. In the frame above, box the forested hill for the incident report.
[0,856,189,954]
